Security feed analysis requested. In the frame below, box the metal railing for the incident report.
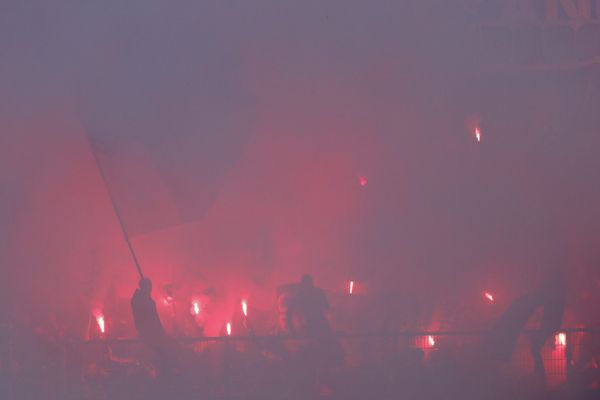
[65,328,600,398]
[3,328,600,399]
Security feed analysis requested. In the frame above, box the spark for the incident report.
[226,322,232,336]
[349,281,354,295]
[241,300,248,317]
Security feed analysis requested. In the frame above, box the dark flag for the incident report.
[84,126,250,238]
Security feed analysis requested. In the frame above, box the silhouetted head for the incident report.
[139,278,152,294]
[300,274,314,287]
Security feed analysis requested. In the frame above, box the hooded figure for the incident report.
[131,278,165,341]
[131,278,172,375]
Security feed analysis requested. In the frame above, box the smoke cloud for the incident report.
[1,1,599,336]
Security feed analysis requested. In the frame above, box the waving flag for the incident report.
[85,124,250,238]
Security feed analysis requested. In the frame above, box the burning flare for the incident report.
[349,281,354,295]
[241,300,248,317]
[484,292,494,302]
[555,332,567,347]
[192,301,200,316]
[475,127,481,143]
[427,335,435,347]
[226,322,232,336]
[96,314,105,334]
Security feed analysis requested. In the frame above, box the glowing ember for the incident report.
[241,300,248,317]
[192,301,200,316]
[484,292,494,302]
[226,322,232,336]
[96,315,105,334]
[349,280,354,295]
[427,335,435,347]
[475,127,481,143]
[358,175,368,187]
[555,332,567,347]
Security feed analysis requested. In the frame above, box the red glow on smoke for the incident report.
[358,176,368,187]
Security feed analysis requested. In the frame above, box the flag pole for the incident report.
[86,135,145,279]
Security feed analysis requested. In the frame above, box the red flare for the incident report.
[484,292,494,302]
[96,314,105,334]
[192,301,200,316]
[555,333,566,347]
[427,335,435,347]
[475,127,481,143]
[241,300,248,317]
[349,281,354,295]
[226,322,232,336]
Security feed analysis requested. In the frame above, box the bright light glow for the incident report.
[192,301,200,315]
[96,315,105,334]
[358,176,368,187]
[349,281,354,295]
[241,300,248,317]
[427,335,435,347]
[226,322,232,336]
[555,333,567,347]
[475,127,481,142]
[484,292,494,302]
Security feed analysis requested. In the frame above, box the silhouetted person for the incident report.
[486,266,566,383]
[287,274,331,337]
[131,278,170,374]
[131,278,165,341]
[486,291,540,361]
[276,282,298,334]
[530,268,566,378]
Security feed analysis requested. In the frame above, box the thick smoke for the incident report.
[1,1,599,337]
